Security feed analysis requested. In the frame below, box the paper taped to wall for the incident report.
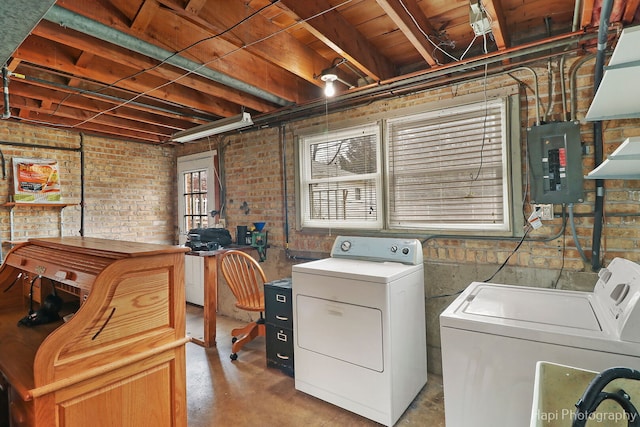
[12,157,61,202]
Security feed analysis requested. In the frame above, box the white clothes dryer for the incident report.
[440,257,640,427]
[292,236,427,426]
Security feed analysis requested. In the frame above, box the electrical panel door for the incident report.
[527,121,584,204]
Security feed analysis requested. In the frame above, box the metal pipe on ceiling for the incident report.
[18,68,217,123]
[43,6,293,108]
[253,30,598,127]
[2,67,10,120]
[0,0,57,66]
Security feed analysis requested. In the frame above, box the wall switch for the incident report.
[533,204,554,220]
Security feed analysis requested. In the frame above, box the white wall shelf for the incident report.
[586,137,640,179]
[585,25,640,121]
[1,202,76,258]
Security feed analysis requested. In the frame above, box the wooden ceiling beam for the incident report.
[131,0,158,33]
[142,5,317,104]
[581,0,596,28]
[10,79,194,131]
[375,0,437,66]
[32,21,275,113]
[59,0,316,105]
[278,0,396,82]
[15,61,213,124]
[5,57,22,73]
[480,0,510,50]
[9,92,171,137]
[11,99,169,144]
[157,0,338,88]
[14,35,246,121]
[185,0,208,15]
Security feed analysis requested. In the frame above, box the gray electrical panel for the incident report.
[527,121,584,204]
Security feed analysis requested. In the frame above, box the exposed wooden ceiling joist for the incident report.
[0,0,636,144]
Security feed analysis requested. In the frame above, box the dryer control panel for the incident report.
[330,236,423,265]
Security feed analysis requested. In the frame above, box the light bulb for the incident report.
[324,80,336,97]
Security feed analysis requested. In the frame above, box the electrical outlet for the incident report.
[533,204,554,220]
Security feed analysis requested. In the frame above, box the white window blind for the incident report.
[299,125,382,229]
[387,98,509,230]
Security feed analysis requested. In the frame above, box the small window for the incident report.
[183,170,209,230]
[299,124,382,229]
[177,152,217,245]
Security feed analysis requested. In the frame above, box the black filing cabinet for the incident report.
[264,278,294,377]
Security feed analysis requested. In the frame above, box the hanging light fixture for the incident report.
[320,72,338,97]
[171,112,253,143]
[316,58,354,98]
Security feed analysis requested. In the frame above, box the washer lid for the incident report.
[462,285,601,331]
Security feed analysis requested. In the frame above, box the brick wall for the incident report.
[5,54,638,273]
[185,55,640,375]
[190,54,640,276]
[0,122,176,254]
[5,52,640,375]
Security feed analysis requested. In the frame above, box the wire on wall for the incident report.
[483,224,532,282]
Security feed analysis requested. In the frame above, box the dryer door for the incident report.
[296,294,383,372]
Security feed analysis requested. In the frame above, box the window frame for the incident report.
[298,124,384,230]
[295,91,523,236]
[385,97,511,232]
[176,152,218,245]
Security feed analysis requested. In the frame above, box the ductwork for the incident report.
[0,0,56,66]
[43,6,292,108]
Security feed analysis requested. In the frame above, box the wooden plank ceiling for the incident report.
[1,0,639,144]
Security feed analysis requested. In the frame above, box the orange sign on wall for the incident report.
[12,157,61,202]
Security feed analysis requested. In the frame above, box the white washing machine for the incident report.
[292,236,427,426]
[440,257,640,427]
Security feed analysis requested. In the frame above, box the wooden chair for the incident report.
[219,250,267,360]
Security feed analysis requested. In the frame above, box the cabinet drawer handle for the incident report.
[276,294,287,303]
[275,315,289,321]
[276,353,290,360]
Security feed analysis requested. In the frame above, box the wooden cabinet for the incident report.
[264,278,294,377]
[0,237,189,427]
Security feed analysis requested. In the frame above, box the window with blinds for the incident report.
[299,124,382,229]
[387,98,510,230]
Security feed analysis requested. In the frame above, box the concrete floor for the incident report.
[185,307,445,427]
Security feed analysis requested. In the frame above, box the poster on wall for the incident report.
[12,157,61,203]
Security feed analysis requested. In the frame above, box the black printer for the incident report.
[185,228,232,251]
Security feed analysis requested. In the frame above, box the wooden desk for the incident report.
[186,245,254,348]
[0,237,189,427]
